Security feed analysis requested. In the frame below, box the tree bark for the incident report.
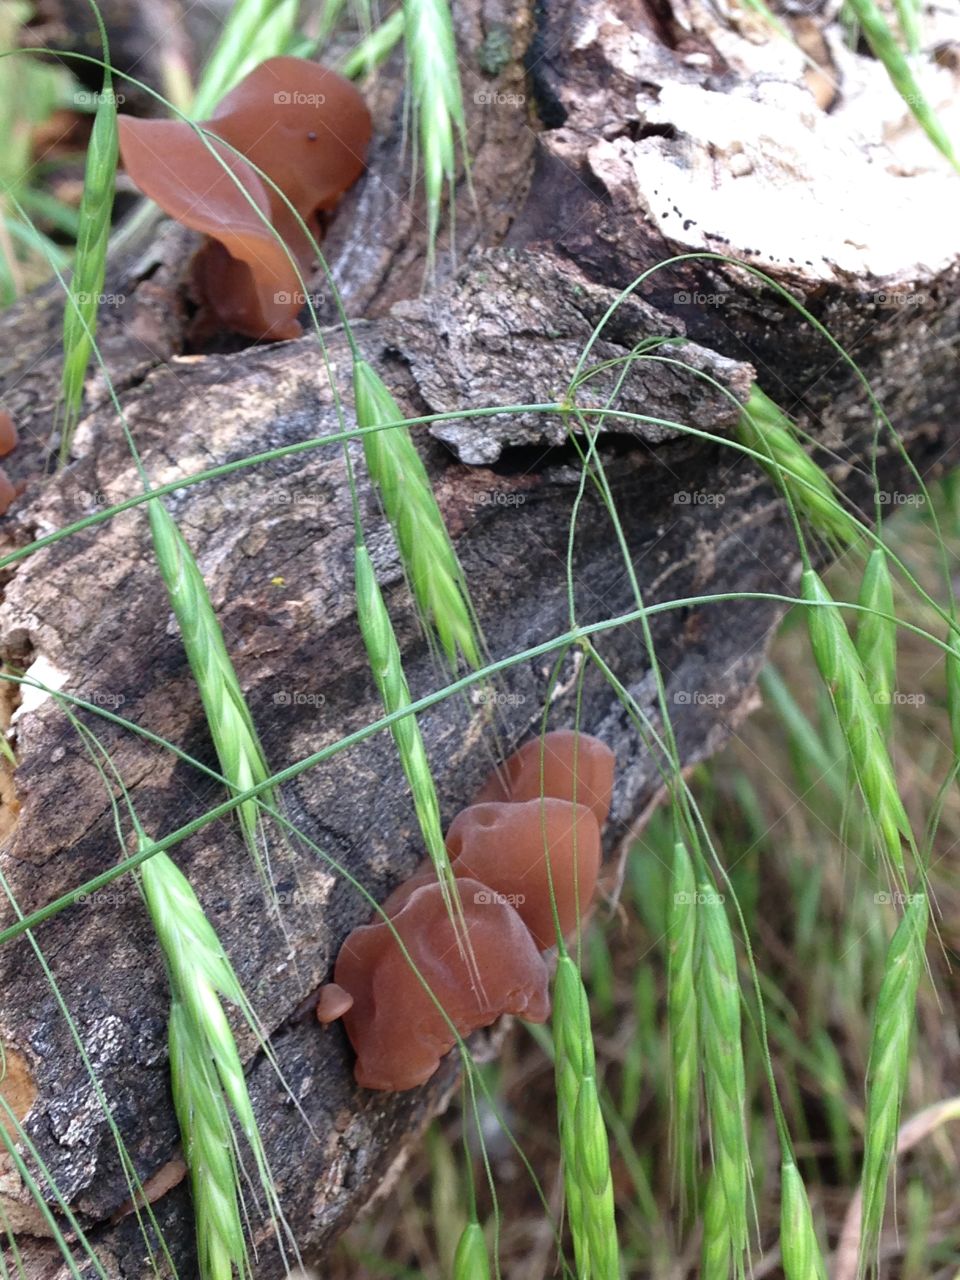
[1,0,959,1272]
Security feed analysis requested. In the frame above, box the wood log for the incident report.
[1,0,958,1270]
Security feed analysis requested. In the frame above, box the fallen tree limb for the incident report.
[1,0,959,1271]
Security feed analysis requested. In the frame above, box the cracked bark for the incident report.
[1,0,959,1272]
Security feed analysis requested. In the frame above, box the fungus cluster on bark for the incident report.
[317,730,615,1091]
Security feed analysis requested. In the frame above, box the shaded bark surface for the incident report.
[1,0,959,1272]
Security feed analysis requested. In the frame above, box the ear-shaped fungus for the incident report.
[0,409,19,516]
[445,798,601,948]
[334,879,550,1091]
[117,57,371,341]
[322,728,615,1090]
[474,728,615,825]
[316,982,354,1024]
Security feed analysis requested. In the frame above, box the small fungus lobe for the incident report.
[474,727,615,824]
[336,879,550,1091]
[445,797,601,948]
[0,410,20,516]
[0,410,18,457]
[316,982,355,1023]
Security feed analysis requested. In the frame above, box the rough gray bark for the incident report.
[1,0,959,1272]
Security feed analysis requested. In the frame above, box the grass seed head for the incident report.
[403,0,467,260]
[59,61,118,463]
[843,0,958,169]
[148,499,275,872]
[780,1159,828,1280]
[666,840,699,1214]
[453,1222,491,1280]
[859,891,929,1275]
[696,883,749,1269]
[355,358,480,667]
[736,387,860,549]
[802,566,912,881]
[552,955,619,1279]
[856,548,897,738]
[353,541,452,884]
[701,1169,732,1280]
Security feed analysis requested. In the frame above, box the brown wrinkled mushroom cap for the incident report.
[335,879,550,1091]
[474,729,616,826]
[380,798,601,946]
[315,982,354,1023]
[446,798,601,948]
[117,58,371,341]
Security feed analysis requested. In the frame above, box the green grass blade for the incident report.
[190,0,299,118]
[844,0,958,170]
